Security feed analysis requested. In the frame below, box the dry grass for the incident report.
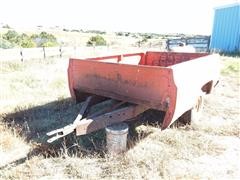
[0,54,239,179]
[0,122,30,168]
[1,127,239,179]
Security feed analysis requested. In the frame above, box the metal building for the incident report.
[210,3,240,53]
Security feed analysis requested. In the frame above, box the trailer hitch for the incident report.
[46,97,142,143]
[47,96,93,143]
[47,124,76,143]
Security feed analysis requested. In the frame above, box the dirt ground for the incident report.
[0,55,239,179]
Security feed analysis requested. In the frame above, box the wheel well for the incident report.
[201,80,213,94]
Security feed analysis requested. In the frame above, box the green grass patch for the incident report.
[221,57,240,76]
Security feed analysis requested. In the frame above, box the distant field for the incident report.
[0,53,239,179]
[0,26,167,62]
[0,26,165,48]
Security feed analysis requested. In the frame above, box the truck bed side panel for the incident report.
[68,60,177,112]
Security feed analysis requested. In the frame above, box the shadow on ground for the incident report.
[1,96,194,170]
[0,98,105,168]
[2,98,79,144]
[1,98,173,168]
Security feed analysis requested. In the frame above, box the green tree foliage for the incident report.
[17,33,36,48]
[86,35,107,46]
[0,38,15,49]
[31,31,58,47]
[2,30,59,48]
[2,30,19,43]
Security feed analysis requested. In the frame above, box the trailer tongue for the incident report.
[47,98,147,143]
[47,51,219,143]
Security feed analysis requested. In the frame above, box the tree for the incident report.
[2,24,11,29]
[17,33,36,48]
[3,30,19,43]
[31,31,58,47]
[86,35,107,46]
[2,30,58,48]
[0,38,15,49]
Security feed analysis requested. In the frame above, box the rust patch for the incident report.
[85,73,148,88]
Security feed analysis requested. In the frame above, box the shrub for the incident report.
[63,28,69,32]
[116,32,124,36]
[2,30,58,48]
[136,37,148,47]
[131,34,139,38]
[31,31,58,47]
[2,30,36,48]
[125,32,130,37]
[85,30,106,34]
[86,35,107,46]
[141,33,153,39]
[17,33,36,48]
[41,41,58,47]
[71,29,80,32]
[2,24,11,29]
[2,30,19,43]
[0,38,15,49]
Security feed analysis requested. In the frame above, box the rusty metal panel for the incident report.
[143,52,208,67]
[68,59,176,112]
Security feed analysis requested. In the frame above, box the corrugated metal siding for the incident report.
[210,4,240,53]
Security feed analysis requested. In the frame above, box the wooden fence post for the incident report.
[59,46,62,58]
[20,49,23,62]
[43,46,46,59]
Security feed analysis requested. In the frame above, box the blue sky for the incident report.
[0,0,238,35]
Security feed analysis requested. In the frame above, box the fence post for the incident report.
[43,46,46,59]
[20,49,23,62]
[59,46,62,58]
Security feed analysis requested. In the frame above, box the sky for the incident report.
[0,0,239,35]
